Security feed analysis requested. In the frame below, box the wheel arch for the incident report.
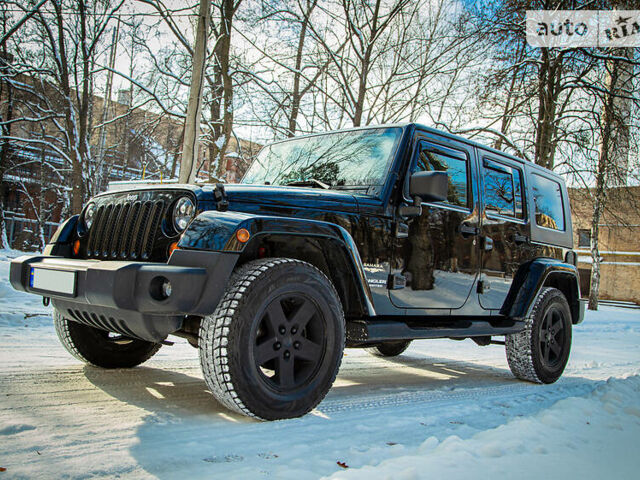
[501,258,583,324]
[179,211,375,318]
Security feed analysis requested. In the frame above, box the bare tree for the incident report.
[209,0,243,180]
[236,0,331,138]
[0,0,125,214]
[588,47,636,310]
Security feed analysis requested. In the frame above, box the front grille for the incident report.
[86,198,167,260]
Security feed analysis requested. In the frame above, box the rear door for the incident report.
[478,153,534,310]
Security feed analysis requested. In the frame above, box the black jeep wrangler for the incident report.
[10,124,584,420]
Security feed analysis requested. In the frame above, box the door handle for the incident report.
[513,233,529,244]
[459,223,479,237]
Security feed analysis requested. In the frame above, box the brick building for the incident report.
[1,75,261,249]
[569,186,640,305]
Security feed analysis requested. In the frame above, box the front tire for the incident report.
[199,258,345,420]
[505,287,572,384]
[54,309,162,368]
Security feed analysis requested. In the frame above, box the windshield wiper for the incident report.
[284,178,331,189]
[331,185,370,190]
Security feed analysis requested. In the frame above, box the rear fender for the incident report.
[501,258,582,324]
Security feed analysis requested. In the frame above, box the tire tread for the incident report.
[199,258,344,420]
[505,287,568,383]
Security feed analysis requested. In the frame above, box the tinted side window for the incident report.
[514,169,524,219]
[482,159,525,220]
[531,174,565,231]
[484,166,515,217]
[416,147,468,208]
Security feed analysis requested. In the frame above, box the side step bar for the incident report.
[346,317,524,346]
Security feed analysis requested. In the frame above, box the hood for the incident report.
[214,184,360,214]
[101,182,360,214]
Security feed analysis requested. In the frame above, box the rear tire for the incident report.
[54,309,162,368]
[366,340,412,357]
[199,258,345,420]
[505,287,572,384]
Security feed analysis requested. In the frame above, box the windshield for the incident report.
[241,127,402,188]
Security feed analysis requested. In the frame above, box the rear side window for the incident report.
[531,174,565,231]
[416,147,468,208]
[514,169,524,218]
[482,159,525,220]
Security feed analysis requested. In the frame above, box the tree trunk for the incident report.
[352,49,371,127]
[53,1,85,214]
[494,40,524,150]
[180,0,211,184]
[287,0,316,137]
[588,181,604,311]
[0,52,12,249]
[588,47,633,310]
[212,0,237,181]
[347,0,382,127]
[534,49,562,169]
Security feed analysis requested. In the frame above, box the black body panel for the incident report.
[10,122,582,344]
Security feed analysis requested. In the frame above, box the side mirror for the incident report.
[409,170,448,202]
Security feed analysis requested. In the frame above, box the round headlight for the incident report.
[173,197,195,231]
[83,203,97,230]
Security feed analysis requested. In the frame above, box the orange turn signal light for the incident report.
[236,228,251,243]
[168,241,179,256]
[73,240,81,256]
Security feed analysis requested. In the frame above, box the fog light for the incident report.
[162,280,172,298]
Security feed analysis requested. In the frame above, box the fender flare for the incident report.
[179,211,376,316]
[501,258,582,324]
[42,215,79,256]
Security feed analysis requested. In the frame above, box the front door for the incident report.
[390,138,480,310]
[478,154,533,310]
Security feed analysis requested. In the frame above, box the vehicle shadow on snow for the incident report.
[81,354,597,478]
[329,349,515,397]
[83,349,516,420]
[82,365,237,419]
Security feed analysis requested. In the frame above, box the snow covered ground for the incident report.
[1,250,639,479]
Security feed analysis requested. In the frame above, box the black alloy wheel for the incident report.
[199,258,345,420]
[505,287,572,384]
[253,294,326,392]
[538,305,566,369]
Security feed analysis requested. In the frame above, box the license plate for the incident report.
[29,267,76,296]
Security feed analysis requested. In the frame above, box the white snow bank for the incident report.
[328,375,640,480]
[0,250,51,317]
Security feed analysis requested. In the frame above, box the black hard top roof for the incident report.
[265,122,564,182]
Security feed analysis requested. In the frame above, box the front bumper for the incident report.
[10,250,238,342]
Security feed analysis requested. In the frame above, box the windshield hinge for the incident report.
[214,183,229,211]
